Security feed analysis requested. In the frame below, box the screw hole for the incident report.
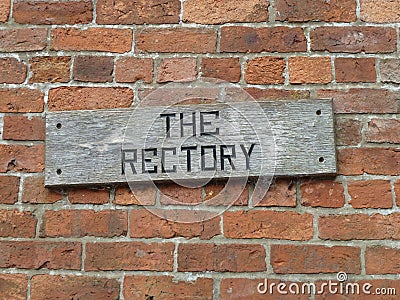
[319,157,325,163]
[316,110,322,116]
[56,169,62,175]
[56,123,62,129]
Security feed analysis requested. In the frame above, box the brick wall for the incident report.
[1,0,400,299]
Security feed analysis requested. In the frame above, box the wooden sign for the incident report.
[45,100,336,187]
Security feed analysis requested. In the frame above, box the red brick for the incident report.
[29,56,70,83]
[130,209,220,239]
[271,244,361,274]
[116,57,153,83]
[220,278,309,300]
[220,26,306,53]
[319,213,400,240]
[136,28,217,53]
[48,87,133,111]
[275,0,356,22]
[114,185,156,205]
[395,180,400,206]
[138,87,220,106]
[51,28,132,53]
[335,118,362,146]
[360,0,400,23]
[31,275,120,300]
[0,57,26,84]
[73,56,114,83]
[245,88,310,101]
[311,27,396,53]
[159,183,203,205]
[366,246,400,274]
[0,176,19,204]
[85,242,174,271]
[0,241,81,269]
[253,179,297,207]
[0,274,28,300]
[338,148,400,176]
[201,58,241,82]
[380,59,400,84]
[194,87,242,103]
[0,28,47,52]
[0,0,10,22]
[41,210,127,238]
[178,243,266,272]
[223,210,313,240]
[301,179,345,208]
[316,89,399,114]
[0,210,37,238]
[3,115,45,141]
[289,57,332,84]
[348,180,392,209]
[13,0,92,24]
[366,118,400,143]
[335,58,376,83]
[183,0,268,24]
[157,58,197,83]
[245,57,285,84]
[0,144,44,173]
[205,179,248,206]
[124,275,213,300]
[18,178,51,203]
[97,0,180,24]
[0,88,44,113]
[22,176,62,204]
[68,188,109,204]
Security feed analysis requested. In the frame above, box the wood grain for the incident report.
[45,100,336,187]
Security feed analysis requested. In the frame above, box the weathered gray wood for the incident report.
[45,100,336,187]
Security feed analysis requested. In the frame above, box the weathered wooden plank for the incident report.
[45,100,336,187]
